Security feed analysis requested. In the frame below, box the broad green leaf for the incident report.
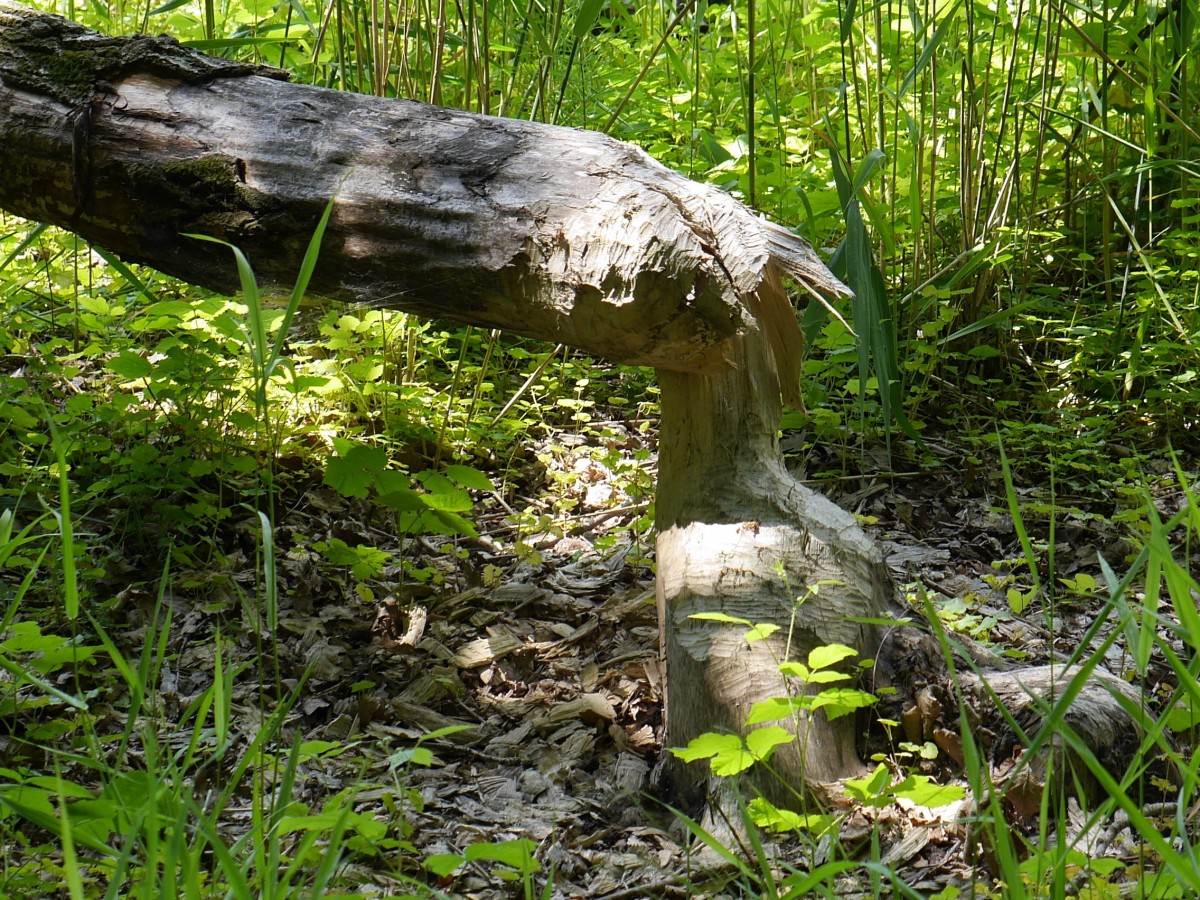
[107,351,153,380]
[423,854,465,877]
[844,763,892,805]
[374,469,412,495]
[0,402,37,429]
[446,464,495,491]
[808,643,858,670]
[891,775,965,808]
[323,445,388,498]
[777,662,811,680]
[808,688,878,720]
[671,732,743,762]
[745,726,792,760]
[389,746,434,767]
[420,488,473,513]
[433,510,478,537]
[805,670,851,684]
[711,746,756,777]
[748,797,835,835]
[377,488,429,512]
[465,839,540,872]
[744,623,780,642]
[746,697,805,725]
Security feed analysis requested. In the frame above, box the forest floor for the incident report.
[4,414,1194,898]
[45,416,1188,899]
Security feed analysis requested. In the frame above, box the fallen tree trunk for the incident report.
[0,0,1156,819]
[0,0,833,377]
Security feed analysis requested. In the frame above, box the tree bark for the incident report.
[0,0,1155,818]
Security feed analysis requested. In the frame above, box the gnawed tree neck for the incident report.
[0,0,845,377]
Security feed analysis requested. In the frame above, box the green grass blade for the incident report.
[268,199,335,372]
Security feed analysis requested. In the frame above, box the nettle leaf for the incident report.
[417,472,456,494]
[746,697,805,725]
[323,445,388,498]
[745,726,792,760]
[398,510,478,539]
[446,464,495,491]
[808,643,858,670]
[107,351,153,380]
[431,510,478,538]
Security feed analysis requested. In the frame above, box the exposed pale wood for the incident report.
[655,283,898,804]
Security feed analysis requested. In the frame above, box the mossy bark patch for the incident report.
[0,1,285,107]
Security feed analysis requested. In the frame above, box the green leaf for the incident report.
[420,488,473,513]
[323,445,388,498]
[710,746,756,776]
[670,732,743,763]
[805,670,851,684]
[107,351,153,380]
[374,469,413,495]
[808,688,878,720]
[418,724,476,743]
[446,464,495,491]
[844,763,892,805]
[808,643,858,670]
[891,775,965,808]
[0,402,37,430]
[744,623,780,642]
[464,839,540,873]
[377,488,429,512]
[747,797,835,835]
[746,697,805,725]
[745,726,792,760]
[398,509,478,538]
[777,662,811,680]
[572,0,607,37]
[268,199,333,371]
[688,612,752,626]
[423,853,465,877]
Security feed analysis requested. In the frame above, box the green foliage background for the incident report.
[0,0,1199,896]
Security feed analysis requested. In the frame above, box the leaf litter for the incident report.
[1,420,1197,898]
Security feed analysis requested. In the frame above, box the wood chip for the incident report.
[453,628,523,667]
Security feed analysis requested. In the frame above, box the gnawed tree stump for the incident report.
[0,0,1158,821]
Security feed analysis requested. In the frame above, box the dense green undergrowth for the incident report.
[1,0,1199,895]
